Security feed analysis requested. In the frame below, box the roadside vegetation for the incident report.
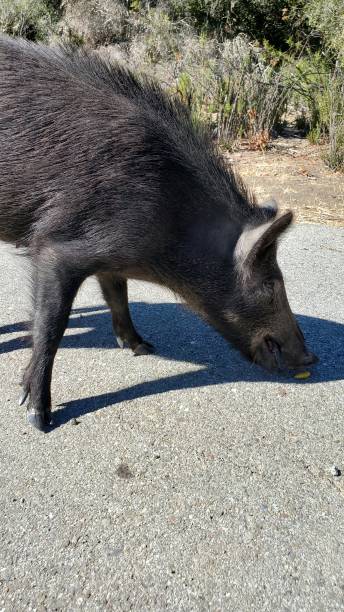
[1,0,343,170]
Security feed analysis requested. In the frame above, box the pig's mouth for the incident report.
[253,337,318,375]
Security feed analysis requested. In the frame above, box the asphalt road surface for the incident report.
[0,223,343,611]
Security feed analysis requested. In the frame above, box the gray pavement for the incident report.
[0,223,343,611]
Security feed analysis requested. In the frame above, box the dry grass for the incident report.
[226,136,344,227]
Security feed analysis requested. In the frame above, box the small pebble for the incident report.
[330,465,341,477]
[116,463,134,479]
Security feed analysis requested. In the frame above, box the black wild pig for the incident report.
[0,36,317,431]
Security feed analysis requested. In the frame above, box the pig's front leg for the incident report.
[96,273,154,356]
[20,251,84,431]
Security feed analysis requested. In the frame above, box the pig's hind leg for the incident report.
[97,272,154,356]
[20,251,84,431]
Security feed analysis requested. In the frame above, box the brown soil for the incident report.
[223,134,344,227]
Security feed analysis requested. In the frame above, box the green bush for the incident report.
[152,0,311,50]
[0,0,57,41]
[278,50,344,170]
[306,0,344,64]
[325,65,344,170]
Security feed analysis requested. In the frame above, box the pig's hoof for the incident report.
[27,409,53,432]
[19,389,29,406]
[133,341,155,356]
[116,336,125,349]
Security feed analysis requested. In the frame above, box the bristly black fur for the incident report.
[0,36,314,431]
[0,35,261,247]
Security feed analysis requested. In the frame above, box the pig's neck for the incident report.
[153,215,244,311]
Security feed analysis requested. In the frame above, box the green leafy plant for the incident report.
[0,0,57,41]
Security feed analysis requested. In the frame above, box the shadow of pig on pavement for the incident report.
[50,302,344,428]
[1,302,343,429]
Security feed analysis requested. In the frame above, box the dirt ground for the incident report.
[224,134,344,227]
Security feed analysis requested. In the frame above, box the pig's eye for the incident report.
[265,337,281,354]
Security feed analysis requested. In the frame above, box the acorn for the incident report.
[294,371,311,380]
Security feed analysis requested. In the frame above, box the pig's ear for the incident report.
[235,211,293,268]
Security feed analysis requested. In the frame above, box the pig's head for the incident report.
[207,207,318,373]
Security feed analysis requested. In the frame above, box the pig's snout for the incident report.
[280,343,319,372]
[252,333,318,374]
[280,342,319,373]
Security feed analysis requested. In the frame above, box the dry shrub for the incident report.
[326,64,344,171]
[127,23,287,145]
[248,129,270,151]
[60,0,129,46]
[215,36,287,143]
